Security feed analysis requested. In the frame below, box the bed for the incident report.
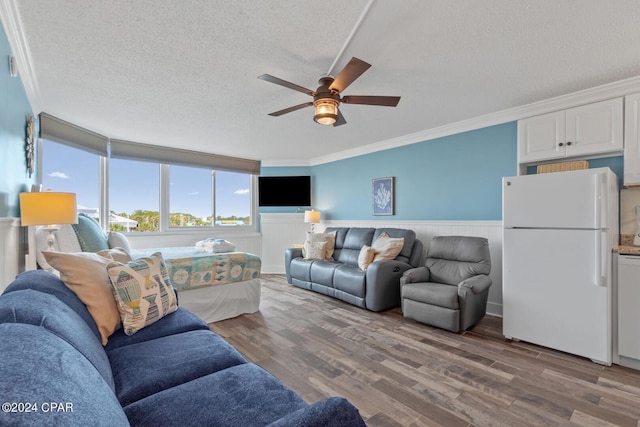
[35,223,262,324]
[131,247,262,323]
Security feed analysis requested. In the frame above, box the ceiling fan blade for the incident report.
[342,95,401,107]
[328,57,371,93]
[333,109,347,127]
[258,74,315,97]
[268,102,313,117]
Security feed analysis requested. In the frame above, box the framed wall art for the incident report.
[372,176,394,215]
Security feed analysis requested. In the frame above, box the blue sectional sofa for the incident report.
[0,270,366,426]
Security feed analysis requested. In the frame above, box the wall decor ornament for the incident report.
[372,176,394,215]
[26,114,35,178]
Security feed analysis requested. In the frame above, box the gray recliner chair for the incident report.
[400,235,491,332]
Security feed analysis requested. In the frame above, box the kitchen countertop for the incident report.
[615,234,640,255]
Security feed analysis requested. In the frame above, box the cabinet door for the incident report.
[518,111,565,163]
[618,255,640,360]
[566,97,623,157]
[624,93,640,186]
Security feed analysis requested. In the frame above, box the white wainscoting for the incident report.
[0,218,22,292]
[260,213,308,274]
[260,214,503,316]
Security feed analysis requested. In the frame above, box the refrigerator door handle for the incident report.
[594,231,606,287]
[594,173,604,229]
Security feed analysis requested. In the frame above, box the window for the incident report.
[39,113,259,233]
[109,159,160,232]
[41,139,100,220]
[169,165,213,227]
[214,171,252,226]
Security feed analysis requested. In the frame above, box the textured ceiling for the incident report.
[5,0,640,165]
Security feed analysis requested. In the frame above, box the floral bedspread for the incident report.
[130,247,261,291]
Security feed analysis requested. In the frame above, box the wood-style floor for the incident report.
[209,275,640,427]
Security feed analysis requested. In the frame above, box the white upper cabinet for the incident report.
[624,93,640,186]
[518,98,623,163]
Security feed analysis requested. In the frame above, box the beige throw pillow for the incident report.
[302,232,336,260]
[97,247,132,263]
[303,241,327,260]
[371,232,405,262]
[358,245,375,270]
[42,251,122,346]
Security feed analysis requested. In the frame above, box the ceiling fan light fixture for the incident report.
[313,98,339,125]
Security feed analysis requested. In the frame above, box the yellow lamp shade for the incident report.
[19,192,78,226]
[304,210,321,224]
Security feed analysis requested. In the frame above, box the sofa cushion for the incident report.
[330,228,374,266]
[0,289,115,390]
[107,252,178,335]
[72,212,110,252]
[123,363,307,427]
[402,282,459,310]
[108,329,247,406]
[3,270,102,342]
[42,250,123,345]
[290,258,313,282]
[334,265,366,298]
[0,324,129,427]
[105,307,210,351]
[310,260,341,287]
[267,397,366,427]
[426,235,491,285]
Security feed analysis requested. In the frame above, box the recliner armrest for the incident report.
[284,248,303,284]
[458,274,492,295]
[400,266,430,285]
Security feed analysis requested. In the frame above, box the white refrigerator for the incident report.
[502,167,618,365]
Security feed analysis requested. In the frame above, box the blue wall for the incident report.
[0,26,35,217]
[262,122,518,221]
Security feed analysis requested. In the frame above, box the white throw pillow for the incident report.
[302,232,336,260]
[358,245,375,270]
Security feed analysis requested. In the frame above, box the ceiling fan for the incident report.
[258,57,400,127]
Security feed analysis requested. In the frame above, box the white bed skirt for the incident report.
[177,278,261,324]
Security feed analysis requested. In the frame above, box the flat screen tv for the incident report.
[258,175,311,207]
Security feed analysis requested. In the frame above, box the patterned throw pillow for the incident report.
[106,252,178,335]
[303,241,327,260]
[371,232,405,262]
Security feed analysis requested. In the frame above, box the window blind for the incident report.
[39,113,108,156]
[109,139,260,174]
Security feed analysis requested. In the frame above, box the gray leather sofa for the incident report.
[285,227,423,311]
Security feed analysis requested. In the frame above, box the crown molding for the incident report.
[0,0,43,113]
[301,74,640,167]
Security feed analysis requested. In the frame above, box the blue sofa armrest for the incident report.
[284,247,303,283]
[365,260,414,312]
[267,397,366,427]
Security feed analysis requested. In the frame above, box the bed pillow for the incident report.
[106,252,178,336]
[357,245,375,270]
[42,251,122,345]
[371,232,405,262]
[72,213,109,252]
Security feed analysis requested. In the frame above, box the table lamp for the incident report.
[304,209,321,233]
[19,191,78,251]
